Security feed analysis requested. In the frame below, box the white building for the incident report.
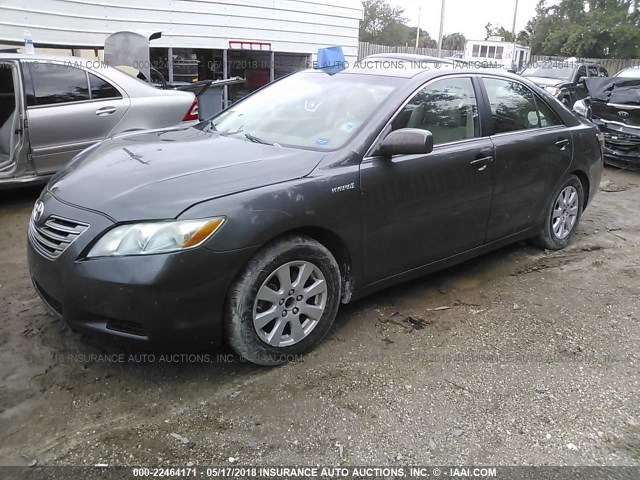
[464,38,531,71]
[0,0,363,93]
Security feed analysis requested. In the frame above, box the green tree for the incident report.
[442,33,466,50]
[484,23,515,42]
[527,0,640,57]
[359,0,438,48]
[359,0,408,44]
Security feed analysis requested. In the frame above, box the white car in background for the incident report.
[0,53,198,188]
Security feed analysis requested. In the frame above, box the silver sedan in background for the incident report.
[0,54,198,188]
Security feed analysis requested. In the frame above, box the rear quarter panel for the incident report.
[570,120,604,207]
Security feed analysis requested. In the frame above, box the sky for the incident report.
[389,0,542,41]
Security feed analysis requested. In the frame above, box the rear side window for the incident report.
[483,78,562,134]
[392,77,480,146]
[28,63,89,105]
[89,73,121,99]
[587,66,599,77]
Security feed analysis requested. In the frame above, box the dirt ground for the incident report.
[0,167,639,469]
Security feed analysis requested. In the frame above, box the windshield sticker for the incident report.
[340,122,357,133]
[315,138,330,146]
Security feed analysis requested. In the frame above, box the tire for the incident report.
[533,175,584,250]
[225,235,341,366]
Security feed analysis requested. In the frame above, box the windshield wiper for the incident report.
[245,133,276,146]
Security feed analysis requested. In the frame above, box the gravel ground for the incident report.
[0,167,639,468]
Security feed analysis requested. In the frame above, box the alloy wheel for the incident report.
[253,261,328,347]
[552,186,579,240]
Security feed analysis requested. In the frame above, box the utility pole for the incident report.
[511,0,520,71]
[437,0,445,57]
[415,5,422,50]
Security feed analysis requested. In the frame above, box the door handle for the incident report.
[555,138,570,150]
[470,156,493,171]
[95,106,116,116]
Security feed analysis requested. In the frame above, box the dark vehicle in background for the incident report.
[521,62,609,107]
[28,64,604,365]
[575,76,640,169]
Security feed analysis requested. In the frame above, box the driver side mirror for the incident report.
[379,128,434,157]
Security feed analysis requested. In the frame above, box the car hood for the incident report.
[586,77,640,128]
[522,76,565,88]
[48,127,324,221]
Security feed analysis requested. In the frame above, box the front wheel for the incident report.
[225,236,341,366]
[533,175,584,250]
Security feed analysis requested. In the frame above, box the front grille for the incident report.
[604,132,640,148]
[29,215,89,260]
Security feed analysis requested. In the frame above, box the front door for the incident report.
[23,61,130,175]
[360,76,495,284]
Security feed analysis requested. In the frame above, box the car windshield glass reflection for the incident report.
[207,72,401,150]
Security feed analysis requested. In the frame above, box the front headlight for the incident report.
[87,217,225,258]
[544,86,561,96]
[572,99,592,120]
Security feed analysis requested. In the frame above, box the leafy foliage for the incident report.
[529,0,640,57]
[359,0,463,49]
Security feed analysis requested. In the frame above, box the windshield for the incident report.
[522,66,574,81]
[208,72,401,150]
[616,68,640,79]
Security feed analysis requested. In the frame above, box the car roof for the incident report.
[363,53,453,64]
[0,52,193,99]
[305,63,525,81]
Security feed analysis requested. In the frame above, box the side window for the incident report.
[483,78,561,133]
[392,77,480,146]
[599,67,609,77]
[587,65,599,77]
[89,73,121,99]
[534,96,563,127]
[576,66,587,80]
[28,63,89,106]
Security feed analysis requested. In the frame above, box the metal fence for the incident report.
[358,42,462,60]
[530,55,640,75]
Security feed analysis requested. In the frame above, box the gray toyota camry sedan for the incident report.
[28,63,604,365]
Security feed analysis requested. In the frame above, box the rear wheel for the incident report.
[225,236,341,366]
[533,175,584,250]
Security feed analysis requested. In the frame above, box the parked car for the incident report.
[614,66,640,78]
[574,76,640,169]
[28,64,604,365]
[521,62,609,107]
[0,54,198,188]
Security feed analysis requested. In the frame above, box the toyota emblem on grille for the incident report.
[32,201,44,223]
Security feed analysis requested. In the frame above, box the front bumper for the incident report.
[594,120,640,169]
[27,193,256,349]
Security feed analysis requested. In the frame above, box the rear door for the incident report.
[23,61,130,174]
[479,76,573,241]
[360,75,495,284]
